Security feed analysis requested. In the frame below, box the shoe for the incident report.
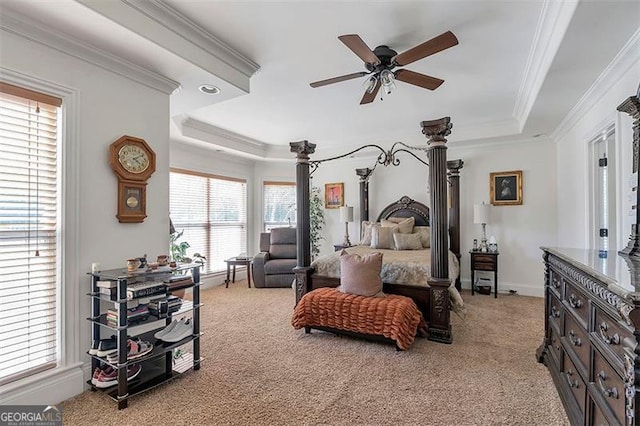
[95,336,117,357]
[91,365,114,385]
[153,319,182,339]
[94,364,142,388]
[106,338,153,363]
[161,320,193,343]
[88,340,99,355]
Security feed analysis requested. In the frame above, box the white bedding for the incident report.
[311,246,465,315]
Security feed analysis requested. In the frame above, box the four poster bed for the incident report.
[289,117,463,344]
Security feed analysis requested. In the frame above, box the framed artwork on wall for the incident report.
[325,182,344,209]
[490,170,523,205]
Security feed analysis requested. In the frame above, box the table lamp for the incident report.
[473,202,491,252]
[340,205,354,247]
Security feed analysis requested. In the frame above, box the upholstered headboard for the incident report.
[374,196,429,227]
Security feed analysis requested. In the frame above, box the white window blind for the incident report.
[0,83,61,385]
[263,181,296,231]
[170,169,247,274]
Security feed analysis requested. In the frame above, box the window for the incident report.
[170,169,247,274]
[588,125,616,252]
[0,83,61,385]
[263,181,296,231]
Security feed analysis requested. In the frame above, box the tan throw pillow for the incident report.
[338,250,384,297]
[371,225,396,249]
[382,216,415,234]
[393,233,423,250]
[414,226,430,248]
[360,221,376,246]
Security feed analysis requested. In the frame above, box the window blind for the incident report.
[0,84,60,385]
[263,181,296,231]
[170,169,247,274]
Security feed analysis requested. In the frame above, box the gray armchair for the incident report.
[253,227,297,288]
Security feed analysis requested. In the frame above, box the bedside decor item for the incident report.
[324,182,344,208]
[109,135,156,223]
[490,170,522,205]
[473,202,491,252]
[339,204,354,247]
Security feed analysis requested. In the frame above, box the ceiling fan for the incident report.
[310,31,458,104]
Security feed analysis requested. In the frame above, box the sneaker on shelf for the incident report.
[153,318,183,340]
[91,365,115,386]
[161,320,193,343]
[95,336,117,357]
[88,340,99,356]
[106,338,153,363]
[94,364,142,389]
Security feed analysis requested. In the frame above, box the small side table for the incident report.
[470,251,499,298]
[333,244,352,252]
[224,257,252,288]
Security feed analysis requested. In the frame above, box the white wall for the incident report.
[1,30,171,404]
[555,57,639,250]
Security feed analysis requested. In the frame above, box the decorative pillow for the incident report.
[338,250,384,297]
[413,226,430,248]
[382,216,415,234]
[371,225,397,249]
[393,233,423,250]
[360,221,376,246]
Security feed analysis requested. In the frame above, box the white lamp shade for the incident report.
[340,205,354,223]
[473,203,490,224]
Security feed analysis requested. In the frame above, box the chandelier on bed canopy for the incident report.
[309,141,428,176]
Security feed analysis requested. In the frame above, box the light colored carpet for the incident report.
[62,283,569,425]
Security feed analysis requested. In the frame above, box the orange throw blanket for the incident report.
[291,287,427,350]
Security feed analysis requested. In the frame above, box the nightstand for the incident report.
[333,244,352,252]
[469,251,499,298]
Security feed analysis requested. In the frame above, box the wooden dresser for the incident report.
[537,247,640,426]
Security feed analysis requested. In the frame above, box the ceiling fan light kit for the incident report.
[310,31,458,104]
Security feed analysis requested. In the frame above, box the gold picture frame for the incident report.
[490,170,523,206]
[325,182,344,209]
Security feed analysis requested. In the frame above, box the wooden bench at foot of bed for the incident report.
[291,287,427,350]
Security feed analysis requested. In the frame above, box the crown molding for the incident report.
[0,10,180,95]
[180,117,269,158]
[75,0,260,93]
[513,0,579,129]
[551,27,640,141]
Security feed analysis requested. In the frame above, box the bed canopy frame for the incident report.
[289,117,463,343]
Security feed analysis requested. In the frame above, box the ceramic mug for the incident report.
[157,255,169,266]
[127,258,141,272]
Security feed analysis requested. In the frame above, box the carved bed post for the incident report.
[290,140,316,305]
[447,159,463,291]
[422,117,453,344]
[356,167,373,222]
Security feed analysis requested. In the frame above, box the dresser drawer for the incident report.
[549,266,563,298]
[548,324,563,370]
[564,312,589,374]
[590,395,619,426]
[592,350,625,426]
[564,281,589,328]
[472,254,496,264]
[548,292,563,335]
[562,350,586,421]
[593,308,633,372]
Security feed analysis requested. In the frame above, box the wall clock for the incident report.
[109,136,156,223]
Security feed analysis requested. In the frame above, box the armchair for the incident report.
[253,227,297,288]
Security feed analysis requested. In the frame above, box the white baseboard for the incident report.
[460,279,543,298]
[0,363,85,405]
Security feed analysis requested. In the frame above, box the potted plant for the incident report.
[309,186,325,260]
[170,230,190,263]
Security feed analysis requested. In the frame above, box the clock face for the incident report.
[118,144,149,174]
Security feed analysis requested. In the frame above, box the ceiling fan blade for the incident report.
[338,34,381,65]
[394,69,444,90]
[310,72,368,88]
[360,80,381,105]
[392,31,458,66]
